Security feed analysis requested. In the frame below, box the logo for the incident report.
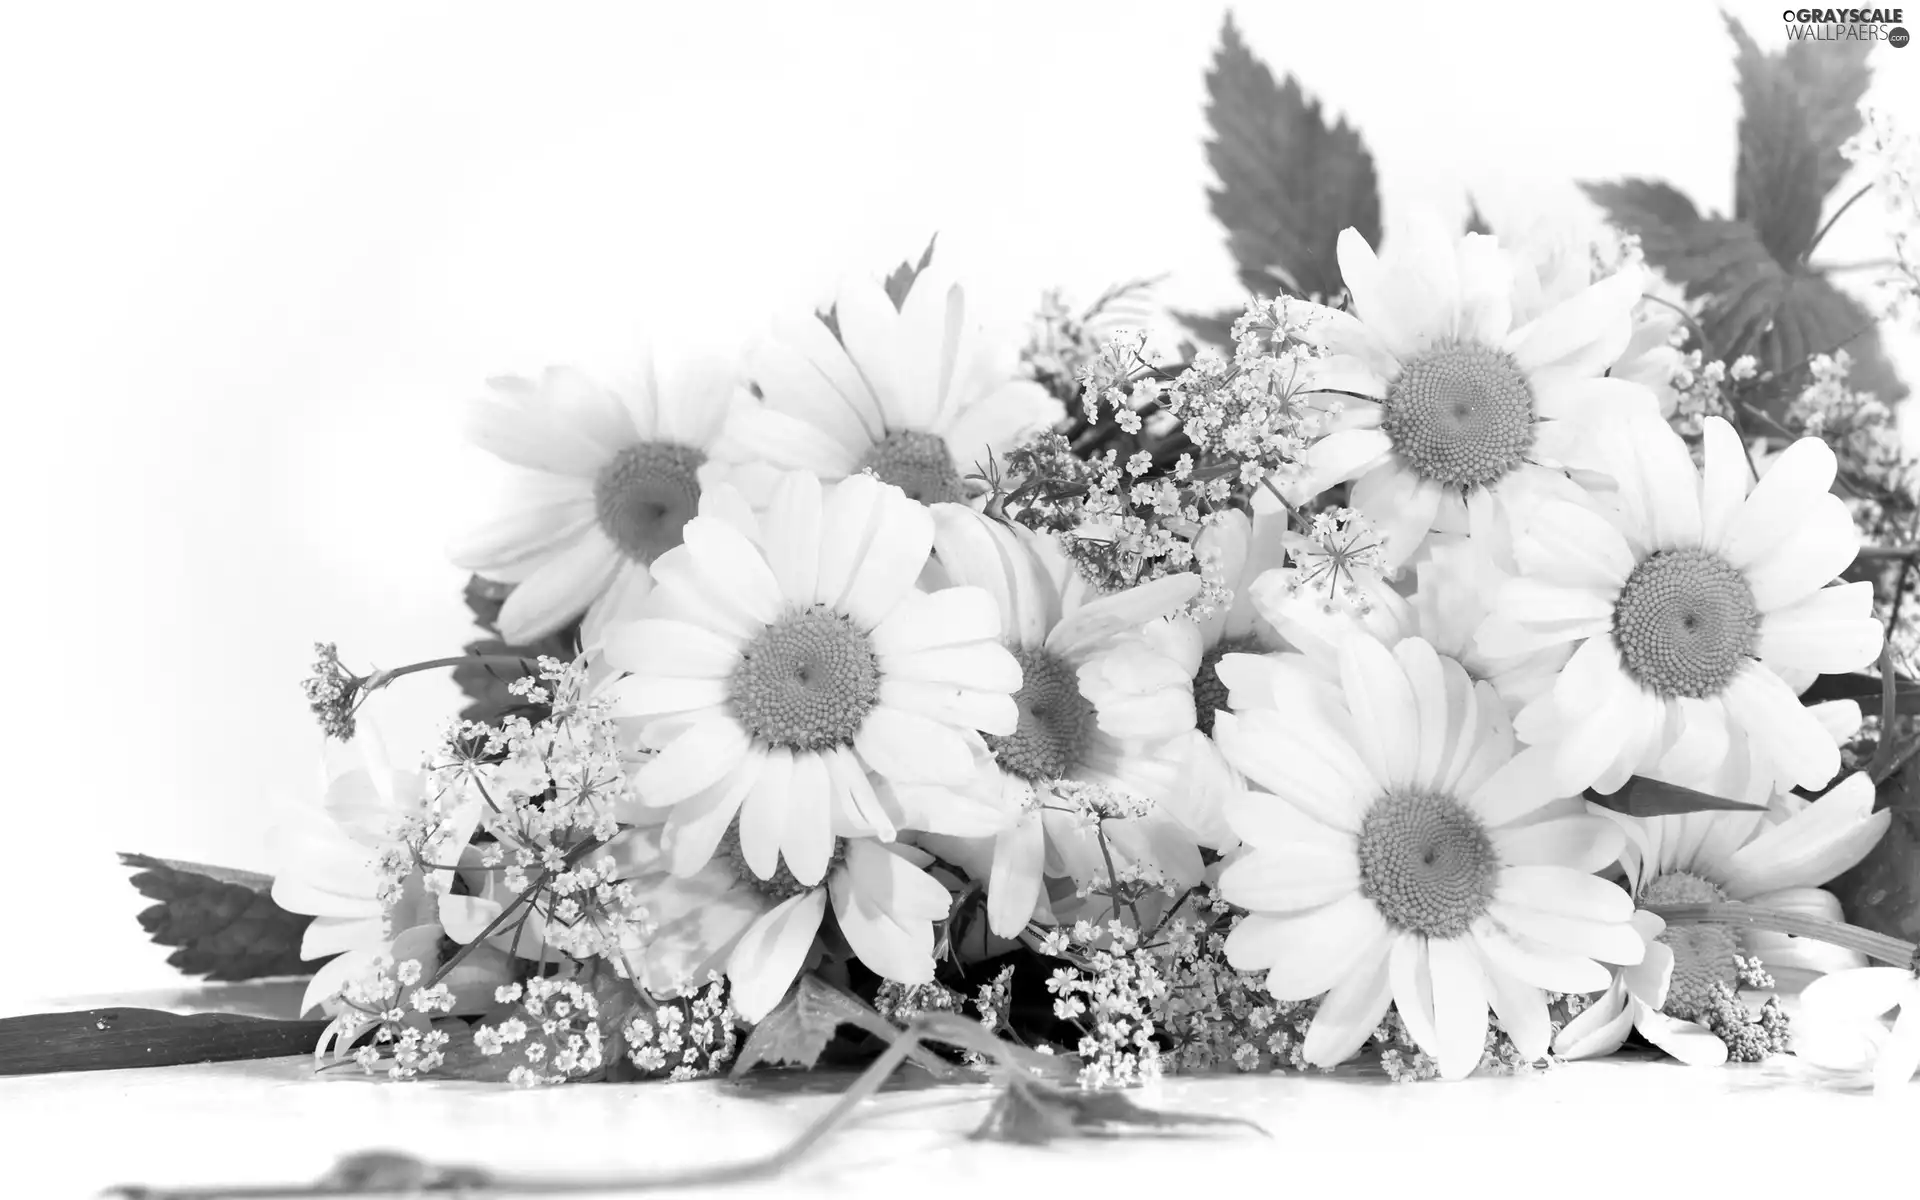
[1782,7,1910,39]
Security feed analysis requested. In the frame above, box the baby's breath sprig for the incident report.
[299,642,541,742]
[996,293,1339,597]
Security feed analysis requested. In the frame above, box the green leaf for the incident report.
[731,974,955,1079]
[1728,14,1871,266]
[883,234,938,311]
[1582,25,1901,405]
[455,575,574,725]
[1202,14,1380,297]
[1464,197,1492,236]
[0,1007,331,1076]
[818,235,940,343]
[1583,777,1767,818]
[1581,181,1902,402]
[1829,778,1920,941]
[1173,306,1240,349]
[119,853,316,981]
[972,1073,1267,1145]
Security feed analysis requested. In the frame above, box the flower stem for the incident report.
[364,654,540,694]
[1650,900,1916,967]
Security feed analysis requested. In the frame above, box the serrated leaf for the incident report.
[883,234,938,311]
[731,974,954,1079]
[818,235,940,344]
[1203,14,1380,297]
[456,575,575,725]
[1582,179,1904,403]
[120,853,315,981]
[1728,15,1871,266]
[1583,777,1767,818]
[971,1073,1266,1145]
[1173,306,1241,349]
[1582,27,1901,405]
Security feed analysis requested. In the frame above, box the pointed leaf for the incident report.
[119,852,316,981]
[972,1072,1267,1145]
[1203,14,1380,297]
[1584,777,1768,818]
[883,234,938,311]
[731,974,953,1078]
[456,575,574,725]
[1728,14,1872,266]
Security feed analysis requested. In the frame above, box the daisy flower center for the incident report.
[1356,791,1499,939]
[1611,549,1760,699]
[717,826,846,900]
[988,645,1094,781]
[1192,636,1258,736]
[593,442,707,563]
[857,430,967,504]
[1382,343,1536,488]
[1638,871,1739,1022]
[727,606,881,752]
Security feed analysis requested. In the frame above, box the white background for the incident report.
[3,0,1917,1002]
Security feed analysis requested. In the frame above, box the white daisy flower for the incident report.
[1601,772,1888,1002]
[913,506,1206,938]
[1074,508,1290,849]
[723,838,954,1023]
[1291,217,1655,569]
[449,359,740,646]
[1552,909,1730,1066]
[1481,414,1882,804]
[602,471,1021,895]
[268,731,497,1016]
[1796,964,1920,1094]
[1211,634,1642,1080]
[717,270,1061,507]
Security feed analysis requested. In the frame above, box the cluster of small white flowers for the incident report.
[1041,920,1169,1089]
[1159,297,1337,497]
[333,957,458,1081]
[413,657,654,973]
[1281,506,1389,614]
[1790,351,1918,523]
[1045,779,1156,827]
[1843,105,1920,321]
[1666,352,1759,438]
[622,976,737,1081]
[472,977,606,1087]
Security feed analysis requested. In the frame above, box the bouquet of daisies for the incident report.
[131,16,1920,1106]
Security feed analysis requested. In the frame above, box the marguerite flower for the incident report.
[1595,773,1888,1026]
[1553,910,1730,1066]
[1290,218,1655,569]
[722,837,954,1022]
[716,269,1061,507]
[1481,415,1883,804]
[449,359,740,646]
[603,470,1021,895]
[913,505,1206,937]
[1211,634,1642,1080]
[1796,963,1920,1094]
[1074,508,1290,848]
[268,731,497,1016]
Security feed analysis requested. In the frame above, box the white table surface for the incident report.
[7,983,1916,1200]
